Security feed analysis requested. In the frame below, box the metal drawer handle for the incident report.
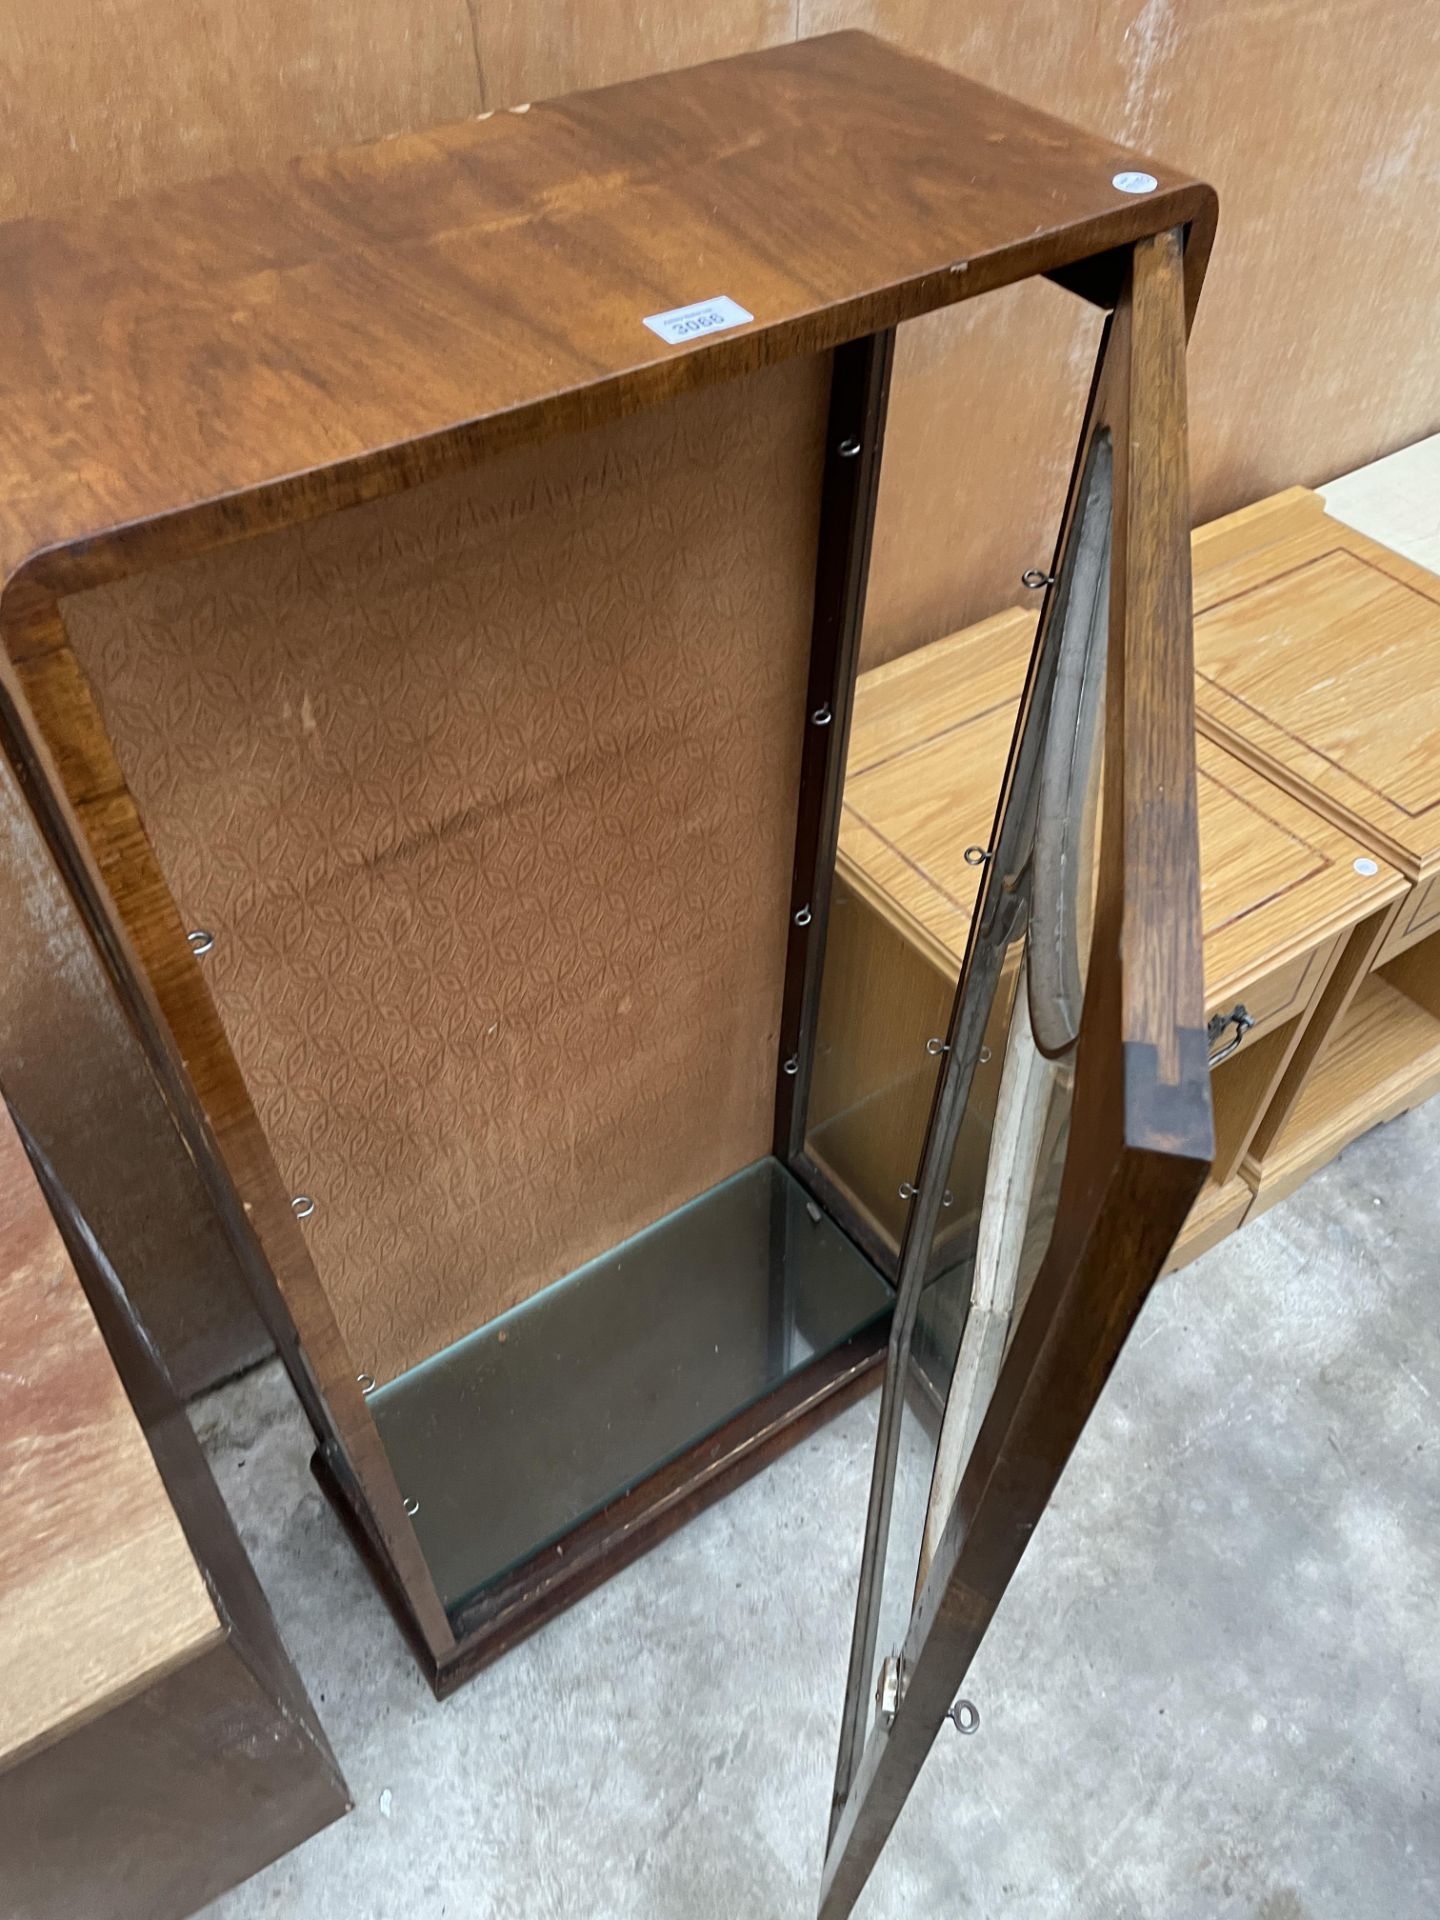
[1207,1003,1254,1068]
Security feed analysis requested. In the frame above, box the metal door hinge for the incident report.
[875,1656,979,1737]
[876,1655,905,1727]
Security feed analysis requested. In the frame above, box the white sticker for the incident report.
[643,295,754,346]
[1112,170,1159,195]
[1353,857,1380,877]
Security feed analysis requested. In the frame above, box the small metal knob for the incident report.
[291,1194,316,1220]
[188,929,215,956]
[947,1697,980,1735]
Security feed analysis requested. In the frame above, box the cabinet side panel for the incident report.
[0,1639,347,1920]
[0,759,270,1394]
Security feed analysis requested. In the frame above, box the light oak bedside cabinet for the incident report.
[1191,488,1440,1211]
[805,603,1404,1280]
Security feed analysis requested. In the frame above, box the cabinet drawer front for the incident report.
[1376,872,1440,966]
[1209,933,1338,1053]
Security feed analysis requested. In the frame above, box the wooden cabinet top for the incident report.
[840,604,1404,1016]
[0,1105,219,1773]
[0,32,1212,605]
[1191,487,1440,880]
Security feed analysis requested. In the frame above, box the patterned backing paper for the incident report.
[64,356,830,1382]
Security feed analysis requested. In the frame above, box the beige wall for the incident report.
[3,0,1436,664]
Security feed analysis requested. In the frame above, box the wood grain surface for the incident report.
[0,36,1215,1636]
[829,556,1403,1274]
[0,31,1212,604]
[0,43,1225,1680]
[832,495,1414,1270]
[0,1,486,219]
[1377,873,1440,966]
[1241,900,1400,1186]
[0,30,1211,1394]
[4,5,1434,674]
[0,1,798,222]
[1,1637,345,1920]
[1250,962,1440,1210]
[1162,1168,1251,1270]
[0,1103,347,1918]
[1188,485,1440,1230]
[1192,489,1440,880]
[840,602,1404,1019]
[0,1104,219,1774]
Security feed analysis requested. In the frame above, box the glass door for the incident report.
[818,229,1215,1920]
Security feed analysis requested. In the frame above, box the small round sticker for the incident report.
[1353,857,1379,876]
[1112,170,1159,194]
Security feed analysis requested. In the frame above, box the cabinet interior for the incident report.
[59,356,897,1619]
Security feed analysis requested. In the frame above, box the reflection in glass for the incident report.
[373,1158,890,1619]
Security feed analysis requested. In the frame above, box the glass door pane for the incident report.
[828,427,1112,1816]
[817,229,1211,1920]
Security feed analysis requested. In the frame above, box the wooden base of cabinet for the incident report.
[1166,1174,1254,1272]
[315,1323,888,1696]
[1248,959,1440,1214]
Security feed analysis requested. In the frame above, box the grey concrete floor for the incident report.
[196,1095,1440,1919]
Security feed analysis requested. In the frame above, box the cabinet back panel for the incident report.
[63,358,828,1382]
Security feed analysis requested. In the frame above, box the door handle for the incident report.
[1207,1003,1254,1068]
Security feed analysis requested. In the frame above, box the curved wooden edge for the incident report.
[0,599,457,1668]
[0,194,1220,619]
[0,32,1214,610]
[1182,187,1221,329]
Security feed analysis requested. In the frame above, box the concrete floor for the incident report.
[196,1091,1440,1920]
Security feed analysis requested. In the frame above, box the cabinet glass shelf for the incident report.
[372,1158,891,1618]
